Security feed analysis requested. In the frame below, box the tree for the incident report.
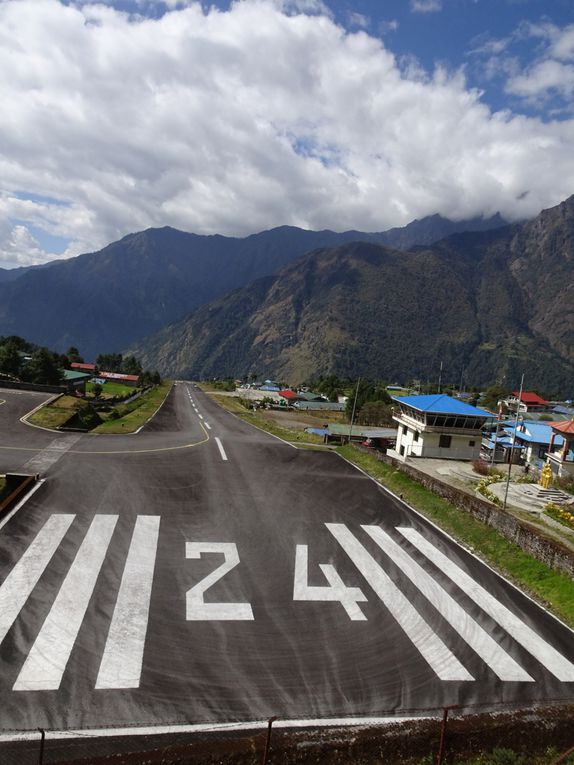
[480,384,509,413]
[121,355,143,376]
[96,353,123,372]
[345,380,392,421]
[66,346,84,364]
[0,342,22,377]
[22,348,63,385]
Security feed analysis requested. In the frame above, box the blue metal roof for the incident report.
[505,421,564,446]
[392,394,492,418]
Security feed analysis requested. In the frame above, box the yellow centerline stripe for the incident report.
[0,421,210,456]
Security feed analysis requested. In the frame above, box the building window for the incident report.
[439,434,452,448]
[469,440,475,447]
[414,431,419,442]
[399,444,405,456]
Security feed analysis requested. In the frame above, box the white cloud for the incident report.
[348,11,369,29]
[476,21,574,110]
[410,0,442,13]
[507,59,574,100]
[1,0,574,268]
[379,19,399,35]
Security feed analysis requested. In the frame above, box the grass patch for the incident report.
[209,394,324,444]
[92,382,172,433]
[28,395,102,430]
[86,381,135,398]
[337,446,574,627]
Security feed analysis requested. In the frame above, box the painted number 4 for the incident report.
[293,545,367,620]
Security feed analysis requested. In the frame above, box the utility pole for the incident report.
[503,373,524,511]
[348,377,361,445]
[438,360,443,394]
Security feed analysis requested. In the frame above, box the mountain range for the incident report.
[129,197,574,394]
[0,213,506,360]
[1,200,573,394]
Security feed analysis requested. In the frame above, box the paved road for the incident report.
[0,384,573,752]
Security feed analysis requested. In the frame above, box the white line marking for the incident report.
[205,422,212,430]
[198,414,204,420]
[0,715,436,742]
[397,527,574,682]
[22,434,82,473]
[325,523,473,681]
[0,479,45,533]
[215,437,228,461]
[95,516,160,689]
[14,515,118,691]
[362,526,532,681]
[0,515,75,646]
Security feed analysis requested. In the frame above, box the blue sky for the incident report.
[1,0,573,268]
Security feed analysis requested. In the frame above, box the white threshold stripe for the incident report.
[96,516,160,689]
[326,523,473,681]
[14,515,118,691]
[215,437,228,461]
[398,527,574,682]
[0,514,75,645]
[362,526,532,682]
[0,715,436,742]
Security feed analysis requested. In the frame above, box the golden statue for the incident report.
[540,462,552,489]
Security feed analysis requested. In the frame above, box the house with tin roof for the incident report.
[504,391,549,414]
[389,394,492,461]
[502,420,564,469]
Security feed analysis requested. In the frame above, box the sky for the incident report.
[1,0,573,269]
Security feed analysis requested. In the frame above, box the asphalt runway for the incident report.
[0,383,573,757]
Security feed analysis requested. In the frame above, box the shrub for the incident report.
[545,502,574,530]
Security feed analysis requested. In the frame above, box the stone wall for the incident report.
[363,448,574,578]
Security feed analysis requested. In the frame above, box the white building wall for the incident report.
[394,422,481,461]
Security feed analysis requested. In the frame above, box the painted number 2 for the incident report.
[186,542,254,621]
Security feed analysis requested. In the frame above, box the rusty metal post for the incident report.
[436,707,450,765]
[38,728,45,765]
[262,715,277,765]
[548,744,574,765]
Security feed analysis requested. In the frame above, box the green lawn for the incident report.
[86,381,135,398]
[92,381,172,433]
[28,395,100,430]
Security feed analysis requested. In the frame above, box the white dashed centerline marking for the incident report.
[215,438,228,462]
[205,423,211,430]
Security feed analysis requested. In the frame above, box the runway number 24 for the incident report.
[185,542,367,621]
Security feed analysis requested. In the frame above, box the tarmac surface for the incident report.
[0,384,573,760]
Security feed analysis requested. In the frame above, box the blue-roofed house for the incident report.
[504,420,564,469]
[389,394,493,461]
